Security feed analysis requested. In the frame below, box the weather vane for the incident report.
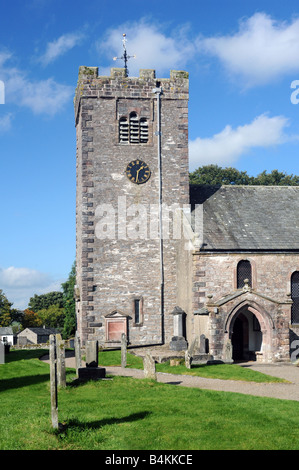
[113,33,136,77]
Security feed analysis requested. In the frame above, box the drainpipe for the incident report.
[153,86,164,344]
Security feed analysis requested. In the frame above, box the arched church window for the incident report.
[237,260,252,289]
[291,271,299,324]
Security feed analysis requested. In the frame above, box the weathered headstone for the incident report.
[74,331,82,376]
[49,334,59,429]
[121,333,127,368]
[169,306,188,351]
[0,341,5,364]
[143,353,156,380]
[86,340,98,368]
[187,335,214,365]
[185,350,191,369]
[78,339,106,380]
[56,334,66,387]
[223,339,233,364]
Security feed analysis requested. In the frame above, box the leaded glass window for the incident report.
[291,272,299,324]
[237,260,252,288]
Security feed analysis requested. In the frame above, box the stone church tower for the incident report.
[74,66,189,347]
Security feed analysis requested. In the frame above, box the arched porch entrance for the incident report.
[226,302,273,363]
[231,311,262,361]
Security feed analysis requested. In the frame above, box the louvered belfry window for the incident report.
[237,260,252,288]
[119,113,148,144]
[139,117,149,143]
[291,272,299,324]
[119,117,129,143]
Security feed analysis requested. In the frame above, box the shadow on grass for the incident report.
[60,411,151,434]
[0,373,50,392]
[5,349,49,363]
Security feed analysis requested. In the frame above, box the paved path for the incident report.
[45,354,299,402]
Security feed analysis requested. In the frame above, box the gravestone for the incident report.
[143,353,156,380]
[0,341,5,364]
[56,334,66,387]
[121,333,127,368]
[86,340,98,367]
[185,350,191,369]
[74,331,82,376]
[169,306,188,351]
[223,339,233,364]
[78,339,106,380]
[187,334,214,365]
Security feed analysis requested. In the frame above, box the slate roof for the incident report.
[18,327,59,336]
[0,327,13,335]
[190,185,299,251]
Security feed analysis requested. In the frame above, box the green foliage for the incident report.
[28,291,64,312]
[190,164,299,186]
[0,289,14,327]
[37,305,65,329]
[61,261,76,339]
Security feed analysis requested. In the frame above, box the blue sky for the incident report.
[1,0,299,309]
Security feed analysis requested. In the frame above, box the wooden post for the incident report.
[49,334,59,429]
[121,333,127,368]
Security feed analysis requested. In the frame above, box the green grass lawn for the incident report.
[1,349,299,450]
[98,349,287,383]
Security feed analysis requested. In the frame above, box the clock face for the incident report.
[125,160,151,184]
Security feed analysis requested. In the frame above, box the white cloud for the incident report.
[0,53,72,115]
[0,266,64,310]
[189,114,290,170]
[0,113,13,132]
[39,32,85,66]
[200,13,299,86]
[98,20,196,76]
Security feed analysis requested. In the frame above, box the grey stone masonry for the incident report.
[75,67,189,347]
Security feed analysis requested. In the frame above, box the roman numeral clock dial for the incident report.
[126,160,151,184]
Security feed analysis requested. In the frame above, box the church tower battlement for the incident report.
[75,66,189,347]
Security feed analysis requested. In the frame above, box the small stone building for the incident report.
[74,64,299,363]
[18,327,59,345]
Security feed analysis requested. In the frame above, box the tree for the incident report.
[37,305,65,329]
[61,262,76,339]
[189,165,299,186]
[189,165,252,185]
[22,309,42,328]
[0,289,14,327]
[28,291,64,312]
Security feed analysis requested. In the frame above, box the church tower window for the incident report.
[119,113,148,144]
[139,118,149,143]
[119,117,129,143]
[129,112,139,143]
[237,260,252,288]
[291,271,299,324]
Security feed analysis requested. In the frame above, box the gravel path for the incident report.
[43,354,299,402]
